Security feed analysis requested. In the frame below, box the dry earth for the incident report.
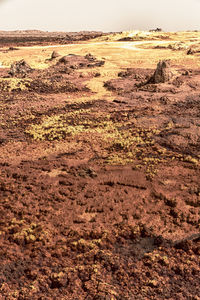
[0,31,200,299]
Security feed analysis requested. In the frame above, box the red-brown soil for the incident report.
[0,33,199,299]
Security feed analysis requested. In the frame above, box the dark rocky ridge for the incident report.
[0,30,107,46]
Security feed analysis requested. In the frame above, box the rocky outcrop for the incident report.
[9,59,33,77]
[51,51,60,59]
[148,60,173,84]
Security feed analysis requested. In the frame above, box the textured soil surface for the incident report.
[0,32,200,299]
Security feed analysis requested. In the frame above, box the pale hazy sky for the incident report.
[0,0,200,32]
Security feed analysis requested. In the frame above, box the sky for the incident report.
[0,0,200,32]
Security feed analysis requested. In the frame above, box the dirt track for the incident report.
[0,32,200,299]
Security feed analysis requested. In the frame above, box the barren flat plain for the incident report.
[0,30,200,299]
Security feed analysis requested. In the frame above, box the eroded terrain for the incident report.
[0,30,200,299]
